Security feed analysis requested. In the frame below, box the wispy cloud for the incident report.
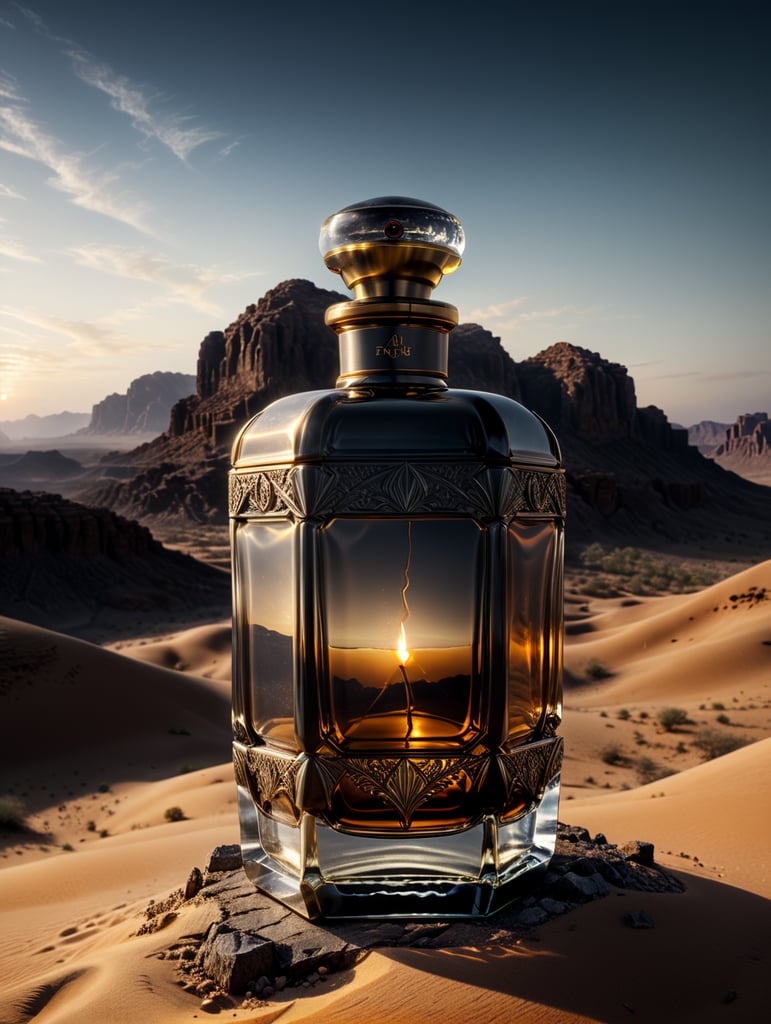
[2,305,119,354]
[0,182,25,199]
[646,368,771,383]
[462,296,601,333]
[464,297,529,326]
[69,243,261,312]
[0,213,40,262]
[0,73,151,232]
[13,5,228,161]
[67,49,225,162]
[0,236,42,262]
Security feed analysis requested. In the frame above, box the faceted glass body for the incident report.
[230,382,565,919]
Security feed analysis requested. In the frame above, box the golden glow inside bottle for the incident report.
[229,197,565,918]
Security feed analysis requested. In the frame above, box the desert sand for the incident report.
[1,562,770,1023]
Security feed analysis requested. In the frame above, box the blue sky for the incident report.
[0,0,768,426]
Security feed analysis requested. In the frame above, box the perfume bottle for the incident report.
[229,197,565,919]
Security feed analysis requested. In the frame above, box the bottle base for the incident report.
[237,774,561,920]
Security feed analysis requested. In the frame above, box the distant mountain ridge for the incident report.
[0,411,90,440]
[72,279,771,560]
[82,371,196,436]
[685,420,731,453]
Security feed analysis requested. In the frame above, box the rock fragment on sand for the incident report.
[184,866,203,900]
[619,840,655,867]
[161,821,685,1002]
[205,844,242,874]
[197,924,276,993]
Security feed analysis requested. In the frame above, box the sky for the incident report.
[0,0,768,428]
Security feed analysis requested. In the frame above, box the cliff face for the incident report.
[76,280,771,559]
[518,342,636,442]
[85,371,196,435]
[711,412,771,486]
[0,487,230,638]
[169,280,344,445]
[715,412,771,459]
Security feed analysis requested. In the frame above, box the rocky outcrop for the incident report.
[715,412,771,458]
[447,323,522,397]
[517,342,636,442]
[84,371,196,435]
[0,487,158,556]
[710,412,771,486]
[168,280,345,447]
[150,825,683,1007]
[0,488,230,637]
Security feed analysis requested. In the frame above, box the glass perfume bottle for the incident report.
[229,197,565,919]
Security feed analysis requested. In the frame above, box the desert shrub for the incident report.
[657,707,690,731]
[585,659,613,680]
[711,702,726,711]
[716,713,731,725]
[635,757,670,785]
[0,795,26,830]
[164,806,186,823]
[617,708,631,720]
[692,728,751,761]
[97,783,110,793]
[580,577,616,598]
[577,545,720,594]
[600,744,625,766]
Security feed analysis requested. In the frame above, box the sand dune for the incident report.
[565,561,771,701]
[1,563,770,1023]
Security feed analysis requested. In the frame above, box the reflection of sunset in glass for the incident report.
[396,623,411,667]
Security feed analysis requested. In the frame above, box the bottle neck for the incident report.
[326,295,457,390]
[335,325,449,389]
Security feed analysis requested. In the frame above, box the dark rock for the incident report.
[447,323,521,397]
[559,824,592,844]
[185,867,204,900]
[517,906,549,926]
[197,924,276,994]
[550,870,610,902]
[620,840,655,867]
[206,844,243,874]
